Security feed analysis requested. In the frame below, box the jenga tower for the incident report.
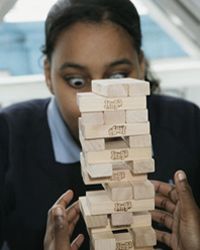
[78,78,156,250]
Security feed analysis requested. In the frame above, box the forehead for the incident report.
[51,21,137,66]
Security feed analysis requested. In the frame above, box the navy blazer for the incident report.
[0,94,200,250]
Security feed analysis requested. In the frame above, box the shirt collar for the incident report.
[47,97,80,164]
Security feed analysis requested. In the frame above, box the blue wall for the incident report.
[0,16,187,76]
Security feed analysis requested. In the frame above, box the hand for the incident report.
[152,170,200,250]
[44,190,84,250]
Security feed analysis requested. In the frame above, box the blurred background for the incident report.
[0,0,200,107]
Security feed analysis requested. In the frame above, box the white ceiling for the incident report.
[140,0,200,59]
[0,0,17,20]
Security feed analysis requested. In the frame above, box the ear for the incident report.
[138,51,145,80]
[44,58,54,95]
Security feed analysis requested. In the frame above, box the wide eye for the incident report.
[109,72,128,79]
[65,77,86,89]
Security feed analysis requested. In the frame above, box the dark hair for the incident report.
[144,57,160,93]
[42,0,159,92]
[42,0,142,60]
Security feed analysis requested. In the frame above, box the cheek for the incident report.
[130,64,145,80]
[59,90,80,123]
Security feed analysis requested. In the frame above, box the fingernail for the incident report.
[55,206,63,216]
[178,171,186,181]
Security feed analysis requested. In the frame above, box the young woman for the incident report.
[0,0,200,249]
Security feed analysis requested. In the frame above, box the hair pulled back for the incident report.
[42,0,142,60]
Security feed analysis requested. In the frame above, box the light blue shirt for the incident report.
[47,97,80,163]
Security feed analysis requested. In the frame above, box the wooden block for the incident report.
[80,153,112,178]
[131,227,156,247]
[79,119,150,139]
[104,110,125,125]
[81,160,147,185]
[127,134,152,148]
[92,79,129,97]
[85,147,152,164]
[81,153,112,178]
[79,197,108,228]
[131,159,155,174]
[81,111,104,125]
[131,180,155,200]
[77,92,147,112]
[92,231,116,250]
[79,129,105,152]
[105,138,128,150]
[87,163,113,178]
[91,214,151,233]
[86,190,154,215]
[129,80,150,96]
[111,212,133,226]
[112,161,130,170]
[132,212,151,228]
[114,231,134,250]
[105,182,133,201]
[126,109,148,123]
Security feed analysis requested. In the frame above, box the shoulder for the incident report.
[148,94,200,123]
[0,98,50,120]
[0,98,50,116]
[149,94,199,111]
[0,98,51,132]
[148,94,200,140]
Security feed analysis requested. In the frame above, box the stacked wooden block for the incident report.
[78,78,156,250]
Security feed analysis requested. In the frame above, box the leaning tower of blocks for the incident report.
[77,78,156,250]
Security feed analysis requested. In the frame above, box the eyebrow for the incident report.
[108,59,134,68]
[59,58,134,72]
[59,62,87,71]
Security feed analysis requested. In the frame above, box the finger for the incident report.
[53,206,70,248]
[66,201,80,223]
[68,214,80,237]
[53,190,74,208]
[174,170,200,216]
[71,234,85,250]
[155,194,176,214]
[151,209,173,230]
[155,229,172,247]
[152,180,178,203]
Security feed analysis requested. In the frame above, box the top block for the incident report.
[92,78,150,97]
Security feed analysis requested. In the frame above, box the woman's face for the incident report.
[44,21,145,141]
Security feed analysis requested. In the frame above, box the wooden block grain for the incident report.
[86,190,154,215]
[81,153,112,178]
[126,109,148,123]
[129,80,150,96]
[127,134,152,148]
[81,161,147,185]
[79,129,105,152]
[91,214,151,234]
[104,110,125,125]
[79,119,150,139]
[92,79,129,97]
[81,111,104,125]
[85,147,152,164]
[131,227,156,247]
[131,180,155,200]
[111,212,133,226]
[132,212,152,228]
[79,197,108,228]
[105,182,133,201]
[131,158,155,174]
[77,92,147,112]
[92,231,116,250]
[114,232,134,250]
